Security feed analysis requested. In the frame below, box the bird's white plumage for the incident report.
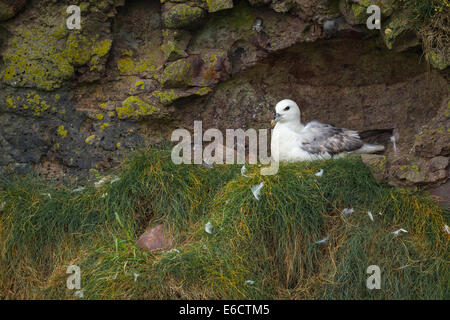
[271,99,384,162]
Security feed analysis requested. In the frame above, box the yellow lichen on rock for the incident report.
[116,96,157,120]
[5,93,52,116]
[1,16,113,90]
[57,125,68,138]
[85,135,97,145]
[99,123,110,131]
[153,90,179,105]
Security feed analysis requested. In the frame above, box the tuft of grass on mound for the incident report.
[0,148,448,299]
[151,159,449,299]
[0,147,239,299]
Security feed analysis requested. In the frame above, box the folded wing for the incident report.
[299,121,363,155]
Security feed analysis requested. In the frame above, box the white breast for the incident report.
[271,124,324,162]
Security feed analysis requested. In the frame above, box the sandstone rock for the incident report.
[153,87,212,106]
[427,49,449,71]
[248,0,271,6]
[160,58,195,88]
[339,0,394,26]
[390,156,448,186]
[0,0,448,190]
[381,12,420,52]
[429,156,449,171]
[136,224,173,252]
[161,29,191,61]
[162,3,206,29]
[339,0,366,25]
[0,0,26,21]
[116,96,158,120]
[429,181,450,208]
[192,50,231,86]
[1,1,118,90]
[204,0,233,13]
[271,0,297,14]
[360,154,387,183]
[0,25,9,48]
[425,156,449,183]
[414,101,450,158]
[159,51,230,89]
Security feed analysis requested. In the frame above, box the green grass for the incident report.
[0,147,448,299]
[400,0,449,21]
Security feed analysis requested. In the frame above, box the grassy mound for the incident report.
[0,148,448,299]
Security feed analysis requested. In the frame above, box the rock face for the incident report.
[0,0,448,188]
[0,0,26,21]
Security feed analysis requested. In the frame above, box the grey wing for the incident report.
[299,121,363,155]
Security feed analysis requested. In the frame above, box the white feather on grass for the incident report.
[241,164,249,177]
[251,182,264,200]
[367,211,374,221]
[205,222,213,234]
[202,160,214,169]
[110,176,120,184]
[94,177,109,188]
[315,169,324,177]
[392,228,408,236]
[315,237,328,244]
[342,208,354,216]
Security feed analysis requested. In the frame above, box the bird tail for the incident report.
[355,143,385,154]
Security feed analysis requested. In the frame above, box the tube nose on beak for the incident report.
[271,113,281,127]
[274,113,281,122]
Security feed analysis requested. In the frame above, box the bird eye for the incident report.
[284,106,290,111]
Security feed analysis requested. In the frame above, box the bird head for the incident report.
[272,99,301,126]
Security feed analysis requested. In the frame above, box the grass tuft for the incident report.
[0,148,448,299]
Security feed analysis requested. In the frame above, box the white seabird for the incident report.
[271,99,385,162]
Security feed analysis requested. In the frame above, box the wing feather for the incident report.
[299,121,363,155]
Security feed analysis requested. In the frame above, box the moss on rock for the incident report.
[116,96,157,120]
[195,87,212,96]
[117,57,135,74]
[0,0,118,90]
[1,27,73,90]
[1,25,113,90]
[427,49,449,70]
[153,90,180,105]
[162,3,206,29]
[85,135,97,145]
[340,0,395,25]
[382,12,418,51]
[161,30,191,61]
[57,125,68,138]
[117,55,157,76]
[159,59,194,88]
[4,93,52,116]
[204,0,234,13]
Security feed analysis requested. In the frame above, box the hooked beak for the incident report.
[271,113,282,127]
